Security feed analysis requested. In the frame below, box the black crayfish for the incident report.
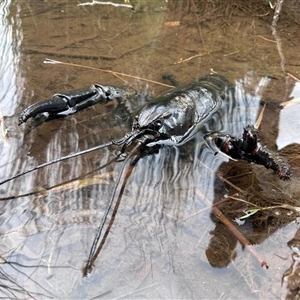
[0,73,292,274]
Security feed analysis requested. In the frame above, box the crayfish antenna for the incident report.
[0,139,121,186]
[83,141,142,276]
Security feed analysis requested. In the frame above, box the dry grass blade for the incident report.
[44,58,174,88]
[237,203,300,220]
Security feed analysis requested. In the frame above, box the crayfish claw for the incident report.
[277,163,292,180]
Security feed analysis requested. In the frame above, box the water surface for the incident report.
[0,1,300,299]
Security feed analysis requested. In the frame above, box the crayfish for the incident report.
[0,73,292,274]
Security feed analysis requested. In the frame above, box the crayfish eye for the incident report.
[222,141,233,153]
[149,119,163,131]
[155,120,162,127]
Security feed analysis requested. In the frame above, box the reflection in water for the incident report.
[0,1,27,192]
[277,81,300,150]
[206,222,238,268]
[282,229,300,299]
[0,1,31,298]
[0,1,22,117]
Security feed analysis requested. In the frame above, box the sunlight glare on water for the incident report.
[0,1,25,188]
[0,1,22,117]
[277,81,300,150]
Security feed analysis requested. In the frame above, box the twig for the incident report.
[217,173,248,195]
[223,51,239,57]
[272,0,284,27]
[287,72,300,82]
[174,53,208,64]
[44,58,174,88]
[271,0,286,73]
[254,103,266,129]
[174,48,221,64]
[255,35,276,43]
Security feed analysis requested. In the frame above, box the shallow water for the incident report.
[0,0,300,299]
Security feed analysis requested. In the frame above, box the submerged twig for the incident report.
[217,173,248,196]
[174,52,209,64]
[254,103,266,129]
[271,0,285,73]
[287,72,300,83]
[174,48,221,64]
[44,58,174,88]
[255,35,276,43]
